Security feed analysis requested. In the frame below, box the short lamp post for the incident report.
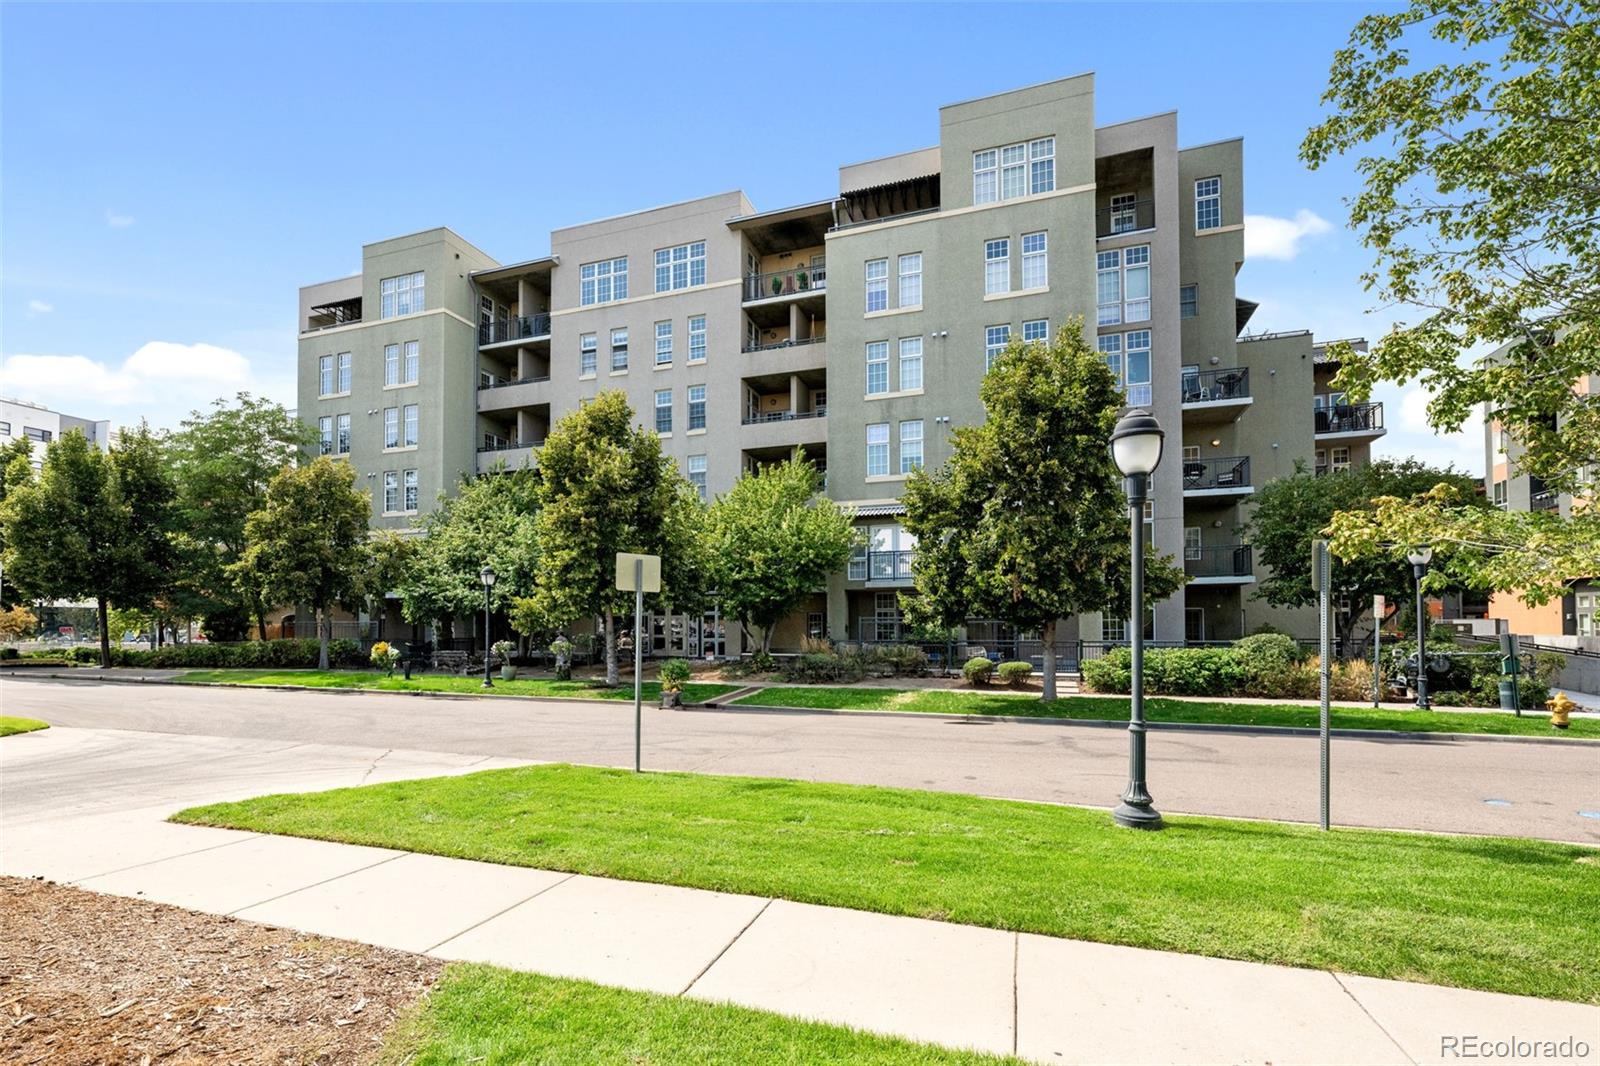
[1109,408,1165,830]
[1407,546,1433,709]
[479,564,497,689]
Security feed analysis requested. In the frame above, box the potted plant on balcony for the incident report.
[797,266,809,291]
[658,658,691,709]
[492,640,517,681]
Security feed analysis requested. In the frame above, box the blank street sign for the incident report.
[615,552,661,593]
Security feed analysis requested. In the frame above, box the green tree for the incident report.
[706,452,858,654]
[1246,459,1483,648]
[0,436,36,607]
[1302,0,1599,591]
[533,391,707,685]
[166,393,313,639]
[363,530,419,641]
[900,321,1185,700]
[230,457,370,670]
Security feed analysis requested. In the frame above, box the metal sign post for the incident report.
[1312,539,1332,831]
[615,553,662,773]
[1372,594,1384,708]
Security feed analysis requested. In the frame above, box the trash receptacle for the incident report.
[1498,679,1518,711]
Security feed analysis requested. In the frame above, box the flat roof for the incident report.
[726,198,835,228]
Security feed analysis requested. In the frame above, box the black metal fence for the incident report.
[1182,455,1251,491]
[849,550,914,582]
[1314,402,1384,435]
[742,407,827,425]
[1182,367,1250,403]
[744,264,826,302]
[479,373,551,391]
[742,335,827,354]
[1095,199,1155,237]
[479,313,552,346]
[1183,544,1253,579]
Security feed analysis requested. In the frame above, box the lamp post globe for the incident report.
[480,564,497,688]
[1109,408,1165,830]
[1406,546,1432,709]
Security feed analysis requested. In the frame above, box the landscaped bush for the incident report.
[56,638,371,671]
[778,644,928,684]
[962,656,995,686]
[866,644,929,676]
[996,661,1033,688]
[0,647,18,660]
[1143,647,1249,696]
[1079,647,1132,693]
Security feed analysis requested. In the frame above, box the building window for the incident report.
[1315,449,1328,477]
[688,384,706,430]
[384,344,400,386]
[1493,479,1508,508]
[972,138,1053,204]
[1098,334,1122,386]
[0,421,9,436]
[1182,445,1200,462]
[1029,137,1055,194]
[1096,250,1122,325]
[688,454,707,500]
[403,404,418,447]
[865,258,888,313]
[1331,446,1351,473]
[1179,284,1198,319]
[1021,231,1047,289]
[866,341,889,395]
[580,257,628,306]
[866,423,890,477]
[807,612,824,639]
[318,416,333,456]
[972,148,998,204]
[1001,143,1027,200]
[1022,319,1049,343]
[1102,616,1128,642]
[898,337,923,391]
[899,420,923,474]
[985,324,1011,370]
[380,272,424,318]
[653,389,673,434]
[580,333,597,376]
[1184,526,1203,561]
[403,340,419,383]
[1097,246,1150,324]
[655,321,673,365]
[898,253,922,308]
[336,352,351,393]
[1110,193,1139,234]
[399,469,416,511]
[984,238,1010,295]
[1196,177,1222,231]
[611,328,629,372]
[335,413,351,455]
[384,407,399,448]
[383,471,398,512]
[654,241,706,292]
[1125,330,1152,406]
[318,355,334,396]
[689,315,707,362]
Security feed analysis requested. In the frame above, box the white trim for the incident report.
[609,369,629,377]
[300,306,473,338]
[863,305,921,320]
[686,428,707,437]
[317,391,352,400]
[864,388,925,402]
[382,445,419,454]
[578,373,597,382]
[864,474,907,484]
[381,382,418,391]
[983,286,1050,302]
[1197,222,1244,236]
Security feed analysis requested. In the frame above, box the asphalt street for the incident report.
[3,676,1596,843]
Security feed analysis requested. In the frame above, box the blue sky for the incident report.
[0,1,1478,473]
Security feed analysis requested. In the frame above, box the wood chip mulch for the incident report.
[0,876,442,1065]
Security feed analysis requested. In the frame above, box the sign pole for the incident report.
[1372,594,1383,708]
[634,557,644,773]
[1313,539,1331,831]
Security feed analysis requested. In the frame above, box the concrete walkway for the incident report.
[4,726,1595,1064]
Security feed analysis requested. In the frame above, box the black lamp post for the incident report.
[1109,408,1165,830]
[479,564,497,689]
[1407,545,1432,709]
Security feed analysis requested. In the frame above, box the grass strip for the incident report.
[0,716,48,737]
[377,963,1017,1065]
[176,670,737,704]
[173,763,1599,1003]
[731,686,1596,738]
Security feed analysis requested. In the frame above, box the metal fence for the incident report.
[1182,367,1250,403]
[1094,199,1155,237]
[478,313,552,346]
[1314,402,1384,435]
[1183,544,1253,579]
[1182,455,1251,491]
[744,264,826,302]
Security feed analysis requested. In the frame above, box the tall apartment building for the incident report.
[0,397,120,473]
[297,74,1383,653]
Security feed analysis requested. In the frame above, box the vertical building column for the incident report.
[826,572,849,643]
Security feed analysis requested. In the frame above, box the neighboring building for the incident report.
[0,397,119,472]
[296,74,1383,654]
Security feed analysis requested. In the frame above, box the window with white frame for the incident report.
[580,333,597,376]
[688,384,706,430]
[1493,479,1508,508]
[866,341,889,395]
[898,253,922,308]
[383,471,398,512]
[1022,318,1049,343]
[1096,250,1122,325]
[1021,231,1047,289]
[984,238,1010,295]
[1002,143,1027,199]
[688,454,707,500]
[1124,330,1152,406]
[403,404,418,447]
[899,420,923,474]
[1101,616,1128,641]
[1184,526,1203,561]
[1195,177,1221,231]
[655,241,706,292]
[865,258,888,313]
[384,344,400,386]
[898,337,923,391]
[1098,334,1122,385]
[655,321,673,365]
[318,416,333,455]
[1123,245,1150,321]
[866,422,890,477]
[1315,449,1328,476]
[985,324,1011,370]
[403,469,418,512]
[1110,192,1138,234]
[1180,284,1197,319]
[336,352,352,393]
[335,413,350,455]
[580,257,628,306]
[611,328,629,371]
[403,340,418,383]
[972,148,998,204]
[1029,137,1055,194]
[689,315,706,361]
[318,355,334,396]
[1331,445,1351,473]
[655,389,673,434]
[972,137,1053,204]
[380,272,424,318]
[1182,444,1200,462]
[383,407,399,448]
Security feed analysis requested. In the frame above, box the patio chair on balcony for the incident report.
[1183,461,1205,488]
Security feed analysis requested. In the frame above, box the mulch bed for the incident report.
[0,876,441,1065]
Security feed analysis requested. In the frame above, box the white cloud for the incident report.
[27,299,52,315]
[1371,384,1484,476]
[1244,210,1333,261]
[105,210,135,228]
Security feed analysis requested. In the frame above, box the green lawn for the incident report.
[173,764,1599,1003]
[0,715,48,737]
[731,686,1598,738]
[176,670,738,704]
[378,964,1017,1065]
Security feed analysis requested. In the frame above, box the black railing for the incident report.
[1095,199,1155,237]
[742,335,827,354]
[1531,489,1560,512]
[478,373,551,390]
[1314,402,1384,435]
[848,550,914,582]
[1183,544,1254,579]
[478,438,544,453]
[742,407,827,425]
[1182,455,1251,491]
[744,264,826,302]
[1181,367,1250,404]
[479,313,552,346]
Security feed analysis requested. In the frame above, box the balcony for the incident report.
[1531,488,1560,512]
[743,335,828,373]
[847,550,915,585]
[1184,544,1255,584]
[1182,455,1251,496]
[476,438,542,475]
[1181,367,1251,424]
[739,407,827,450]
[1314,402,1386,440]
[743,264,826,305]
[1095,199,1155,238]
[479,313,552,348]
[477,374,552,413]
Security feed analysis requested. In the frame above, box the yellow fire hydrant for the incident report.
[1546,692,1575,730]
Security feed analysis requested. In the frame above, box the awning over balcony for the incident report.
[853,503,907,518]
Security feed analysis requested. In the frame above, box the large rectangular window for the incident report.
[899,420,924,474]
[654,241,706,292]
[1029,137,1055,195]
[383,471,398,512]
[1023,318,1049,343]
[972,148,998,204]
[865,258,888,313]
[866,341,889,395]
[972,138,1054,204]
[318,355,334,396]
[655,321,673,365]
[689,315,707,362]
[318,416,333,455]
[403,404,419,447]
[580,257,628,306]
[1002,143,1027,200]
[1125,330,1152,406]
[655,389,673,434]
[688,384,706,430]
[898,253,922,308]
[403,469,418,512]
[1096,250,1122,325]
[866,423,890,477]
[1021,231,1048,289]
[580,333,597,376]
[384,344,400,386]
[611,328,629,371]
[1180,284,1198,319]
[336,352,352,393]
[383,407,399,448]
[1098,334,1122,387]
[1196,177,1221,231]
[380,272,424,318]
[335,413,350,455]
[1124,245,1151,322]
[688,455,707,500]
[984,324,1010,370]
[898,337,923,391]
[984,238,1010,295]
[403,340,419,383]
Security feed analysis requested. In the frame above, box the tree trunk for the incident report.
[253,591,268,642]
[317,606,330,671]
[97,596,111,668]
[761,623,774,655]
[1041,619,1057,702]
[604,607,619,686]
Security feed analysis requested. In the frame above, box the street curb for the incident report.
[14,670,1592,746]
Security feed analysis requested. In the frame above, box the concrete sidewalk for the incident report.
[3,727,1595,1065]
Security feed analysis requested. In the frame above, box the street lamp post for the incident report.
[1110,408,1166,831]
[479,564,497,689]
[1407,546,1433,709]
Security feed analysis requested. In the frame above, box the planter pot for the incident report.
[660,690,683,709]
[500,665,518,681]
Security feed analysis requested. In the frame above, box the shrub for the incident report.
[867,644,929,676]
[371,641,401,676]
[1232,633,1302,693]
[1080,648,1131,693]
[996,661,1033,687]
[0,647,18,660]
[963,656,995,685]
[1142,647,1248,696]
[657,658,691,692]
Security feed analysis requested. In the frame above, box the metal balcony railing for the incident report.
[1182,455,1251,491]
[1531,489,1560,512]
[742,335,827,354]
[741,407,827,425]
[1095,199,1155,237]
[478,313,552,346]
[744,264,826,302]
[848,549,914,582]
[478,374,551,390]
[1314,402,1384,435]
[478,438,544,453]
[1184,544,1254,578]
[1181,367,1250,404]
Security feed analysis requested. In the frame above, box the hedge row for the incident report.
[63,638,367,670]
